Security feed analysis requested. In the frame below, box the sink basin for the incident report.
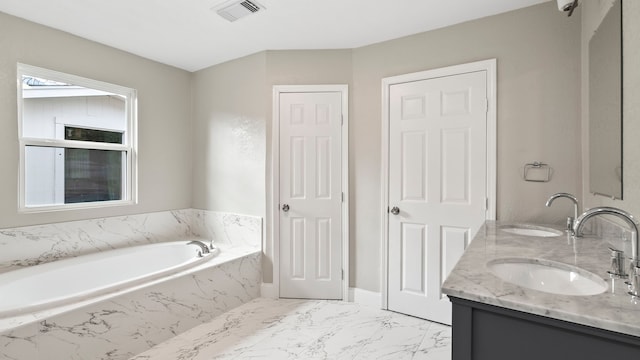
[499,225,563,237]
[487,258,607,296]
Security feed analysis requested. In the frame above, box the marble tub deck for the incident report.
[130,298,451,360]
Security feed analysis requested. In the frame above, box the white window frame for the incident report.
[17,63,138,212]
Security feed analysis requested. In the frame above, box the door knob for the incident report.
[390,206,400,215]
[282,204,290,212]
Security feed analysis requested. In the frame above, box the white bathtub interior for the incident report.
[0,241,220,319]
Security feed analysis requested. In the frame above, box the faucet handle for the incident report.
[607,248,627,279]
[566,217,574,233]
[626,258,640,286]
[609,247,624,257]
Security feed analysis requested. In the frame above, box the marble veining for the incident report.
[0,209,261,273]
[190,210,262,249]
[130,298,451,360]
[0,209,262,359]
[0,250,261,360]
[442,220,640,337]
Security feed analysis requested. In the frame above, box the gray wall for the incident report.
[191,52,267,217]
[0,12,192,228]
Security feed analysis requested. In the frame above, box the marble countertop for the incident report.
[442,220,640,337]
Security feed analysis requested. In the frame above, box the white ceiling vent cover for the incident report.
[213,0,265,22]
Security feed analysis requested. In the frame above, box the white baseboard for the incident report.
[260,283,278,298]
[260,284,381,307]
[348,287,382,308]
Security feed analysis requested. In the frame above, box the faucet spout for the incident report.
[546,192,579,232]
[187,240,211,257]
[573,207,639,266]
[546,192,579,219]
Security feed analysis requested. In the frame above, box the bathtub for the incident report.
[0,240,219,318]
[0,209,262,359]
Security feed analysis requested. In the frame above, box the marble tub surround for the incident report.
[0,209,261,273]
[0,209,192,271]
[190,209,262,249]
[0,209,262,359]
[0,242,260,332]
[130,298,451,360]
[0,249,261,360]
[442,221,640,338]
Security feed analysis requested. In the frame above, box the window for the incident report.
[17,63,137,211]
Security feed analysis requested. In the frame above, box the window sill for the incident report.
[19,199,136,214]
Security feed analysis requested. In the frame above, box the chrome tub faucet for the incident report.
[187,240,211,257]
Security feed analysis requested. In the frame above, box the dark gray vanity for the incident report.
[450,297,640,359]
[442,221,640,359]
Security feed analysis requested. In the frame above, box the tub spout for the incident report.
[187,240,211,257]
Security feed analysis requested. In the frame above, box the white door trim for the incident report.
[380,59,497,309]
[271,84,349,300]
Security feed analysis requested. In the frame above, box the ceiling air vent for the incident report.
[213,0,266,22]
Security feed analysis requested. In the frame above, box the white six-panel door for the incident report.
[388,70,488,325]
[279,91,343,299]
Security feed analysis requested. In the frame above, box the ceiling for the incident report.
[0,0,549,72]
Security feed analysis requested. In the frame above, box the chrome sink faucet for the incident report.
[546,193,579,233]
[573,206,640,296]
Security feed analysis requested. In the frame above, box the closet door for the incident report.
[387,70,488,325]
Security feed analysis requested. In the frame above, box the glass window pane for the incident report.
[25,146,125,206]
[64,149,123,203]
[21,75,126,141]
[64,126,123,144]
[24,146,59,206]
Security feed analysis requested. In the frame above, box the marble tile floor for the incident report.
[130,297,451,360]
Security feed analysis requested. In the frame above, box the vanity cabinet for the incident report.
[451,297,640,359]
